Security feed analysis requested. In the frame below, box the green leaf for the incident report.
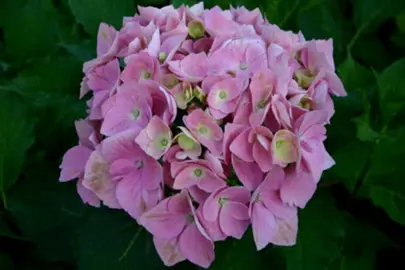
[353,0,405,33]
[0,92,35,194]
[7,163,86,262]
[0,252,15,270]
[296,0,352,62]
[77,208,165,270]
[68,0,135,36]
[352,115,380,142]
[338,56,375,91]
[264,0,300,27]
[0,214,27,241]
[363,127,405,225]
[0,0,59,61]
[377,58,405,125]
[209,229,267,270]
[351,35,392,71]
[281,190,390,269]
[327,141,372,192]
[5,54,86,151]
[369,184,405,226]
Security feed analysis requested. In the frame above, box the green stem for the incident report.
[118,227,143,262]
[1,191,8,210]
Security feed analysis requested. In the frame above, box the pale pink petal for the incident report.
[229,129,254,162]
[231,154,264,191]
[270,214,298,246]
[219,202,249,239]
[202,188,223,221]
[251,202,276,251]
[83,150,120,209]
[77,178,101,207]
[223,123,247,164]
[139,202,187,239]
[179,223,215,268]
[280,170,316,208]
[153,237,185,267]
[59,146,92,182]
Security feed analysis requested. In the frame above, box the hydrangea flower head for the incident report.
[60,2,346,268]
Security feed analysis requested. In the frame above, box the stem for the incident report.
[118,227,143,262]
[1,190,8,210]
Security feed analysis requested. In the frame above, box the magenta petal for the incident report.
[223,123,246,164]
[139,207,187,239]
[252,142,273,172]
[202,189,223,221]
[198,173,226,193]
[270,214,298,246]
[232,154,264,191]
[179,223,215,268]
[229,129,254,162]
[280,170,316,208]
[219,186,251,204]
[219,202,249,239]
[83,150,120,209]
[77,178,101,207]
[153,236,185,267]
[251,202,276,251]
[59,146,92,182]
[116,175,146,219]
[196,207,227,242]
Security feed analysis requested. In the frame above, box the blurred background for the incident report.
[0,0,404,269]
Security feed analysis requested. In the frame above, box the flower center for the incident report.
[197,125,209,134]
[178,134,195,150]
[158,52,167,63]
[161,138,168,146]
[218,197,227,206]
[193,168,203,177]
[135,160,143,169]
[257,100,267,109]
[239,63,248,70]
[218,90,228,100]
[188,21,205,39]
[142,71,151,79]
[132,108,141,119]
[185,213,194,223]
[298,95,313,110]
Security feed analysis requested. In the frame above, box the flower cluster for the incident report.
[59,2,346,268]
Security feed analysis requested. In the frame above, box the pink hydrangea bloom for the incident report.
[139,191,215,268]
[60,2,346,268]
[250,167,298,250]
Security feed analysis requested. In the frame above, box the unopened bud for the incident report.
[188,20,205,39]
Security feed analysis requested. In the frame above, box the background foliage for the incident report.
[0,0,404,269]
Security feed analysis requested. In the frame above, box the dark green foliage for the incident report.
[0,0,404,269]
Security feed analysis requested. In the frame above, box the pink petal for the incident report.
[252,142,273,172]
[59,146,92,182]
[251,202,276,251]
[77,178,101,207]
[219,186,251,204]
[196,207,227,242]
[179,223,215,268]
[202,188,223,221]
[139,203,187,239]
[219,202,250,239]
[83,150,120,209]
[230,129,254,162]
[231,154,264,191]
[223,123,247,164]
[270,214,298,246]
[153,236,185,267]
[116,174,161,220]
[280,170,316,208]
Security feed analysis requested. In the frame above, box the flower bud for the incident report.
[188,20,205,39]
